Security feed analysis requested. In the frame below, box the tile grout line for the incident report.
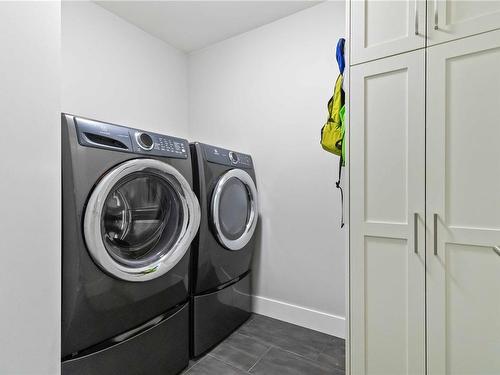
[205,352,248,373]
[205,354,253,374]
[246,343,344,374]
[268,344,340,371]
[239,333,345,373]
[211,340,266,362]
[234,331,270,345]
[237,330,336,368]
[247,345,273,373]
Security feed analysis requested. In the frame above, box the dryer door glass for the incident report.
[218,177,250,241]
[84,159,201,282]
[211,169,258,251]
[101,172,183,268]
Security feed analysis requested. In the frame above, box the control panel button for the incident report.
[135,132,154,151]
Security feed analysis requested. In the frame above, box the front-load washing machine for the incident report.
[190,142,259,357]
[61,114,200,375]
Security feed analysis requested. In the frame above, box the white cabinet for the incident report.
[349,3,500,374]
[349,50,426,375]
[428,0,500,45]
[350,0,425,64]
[350,0,500,63]
[426,29,500,375]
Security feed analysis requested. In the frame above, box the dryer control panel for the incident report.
[203,144,253,168]
[74,116,188,159]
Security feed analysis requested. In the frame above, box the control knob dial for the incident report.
[135,132,154,151]
[228,151,239,164]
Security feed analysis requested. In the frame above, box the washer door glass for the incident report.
[102,172,183,268]
[84,159,200,282]
[211,169,258,251]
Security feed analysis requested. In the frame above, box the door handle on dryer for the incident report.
[493,246,500,257]
[433,213,438,255]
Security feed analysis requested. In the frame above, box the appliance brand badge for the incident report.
[96,123,111,136]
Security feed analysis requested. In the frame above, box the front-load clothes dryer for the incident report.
[190,142,259,357]
[61,114,200,375]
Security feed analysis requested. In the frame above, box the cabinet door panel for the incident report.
[427,29,500,375]
[351,0,425,64]
[350,50,425,375]
[428,0,500,45]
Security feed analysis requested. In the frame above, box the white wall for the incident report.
[62,1,189,137]
[188,1,346,337]
[0,2,61,374]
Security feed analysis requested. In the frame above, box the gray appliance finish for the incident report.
[61,114,200,375]
[190,142,259,357]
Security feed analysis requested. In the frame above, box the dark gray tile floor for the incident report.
[182,314,345,375]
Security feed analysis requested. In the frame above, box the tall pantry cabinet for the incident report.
[347,1,500,374]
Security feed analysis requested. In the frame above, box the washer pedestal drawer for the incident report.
[191,272,252,357]
[62,302,189,375]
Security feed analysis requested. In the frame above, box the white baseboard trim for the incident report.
[252,295,346,339]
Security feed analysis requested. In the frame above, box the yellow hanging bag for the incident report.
[320,73,344,157]
[320,38,346,228]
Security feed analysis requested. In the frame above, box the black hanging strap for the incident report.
[335,156,344,228]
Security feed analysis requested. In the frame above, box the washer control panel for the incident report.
[74,116,188,159]
[132,130,188,158]
[203,144,253,168]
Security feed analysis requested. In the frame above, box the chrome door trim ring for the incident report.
[83,158,201,282]
[211,169,258,251]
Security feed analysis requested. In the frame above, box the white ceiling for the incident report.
[95,1,323,52]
